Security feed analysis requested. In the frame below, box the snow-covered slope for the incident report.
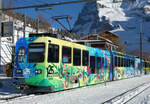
[73,0,150,52]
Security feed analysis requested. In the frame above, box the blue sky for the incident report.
[4,0,85,30]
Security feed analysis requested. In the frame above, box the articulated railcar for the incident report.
[13,35,145,92]
[111,51,144,80]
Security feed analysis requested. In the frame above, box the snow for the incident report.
[1,75,150,104]
[0,74,22,100]
[73,0,150,52]
[106,82,150,104]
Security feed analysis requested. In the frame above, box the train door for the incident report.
[135,59,140,76]
[90,56,96,74]
[97,56,105,81]
[46,43,60,90]
[61,46,73,88]
[109,51,114,81]
[14,46,26,78]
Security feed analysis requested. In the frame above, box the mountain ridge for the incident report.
[73,0,150,52]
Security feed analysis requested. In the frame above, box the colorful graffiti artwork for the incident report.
[13,36,145,92]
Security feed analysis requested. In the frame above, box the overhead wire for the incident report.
[1,0,97,10]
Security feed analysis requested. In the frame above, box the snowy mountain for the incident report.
[73,0,150,52]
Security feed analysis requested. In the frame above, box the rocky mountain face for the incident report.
[73,0,150,52]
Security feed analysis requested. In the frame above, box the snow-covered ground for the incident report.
[126,83,150,104]
[1,75,150,104]
[0,74,22,101]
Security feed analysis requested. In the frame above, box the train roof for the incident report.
[112,51,136,58]
[29,33,58,38]
[18,33,139,59]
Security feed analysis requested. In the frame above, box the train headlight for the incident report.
[16,69,22,74]
[35,69,42,74]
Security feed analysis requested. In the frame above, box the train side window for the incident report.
[146,63,148,68]
[121,58,124,67]
[133,60,135,67]
[131,60,134,67]
[128,59,130,67]
[123,58,126,67]
[73,48,81,66]
[82,50,89,66]
[115,56,118,67]
[62,46,71,63]
[130,60,132,66]
[127,59,129,67]
[129,59,131,67]
[118,57,121,67]
[18,47,25,62]
[90,56,95,74]
[102,57,104,65]
[130,59,132,67]
[126,58,128,67]
[123,58,125,67]
[145,63,147,68]
[48,44,59,63]
[131,60,132,67]
[97,57,101,70]
[143,62,145,67]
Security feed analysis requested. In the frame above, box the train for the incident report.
[13,33,149,92]
[144,61,150,74]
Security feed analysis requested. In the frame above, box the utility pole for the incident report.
[11,21,15,71]
[36,17,39,33]
[23,13,26,37]
[140,21,143,75]
[0,0,2,72]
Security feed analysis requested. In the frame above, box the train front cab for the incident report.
[13,38,28,87]
[13,37,54,91]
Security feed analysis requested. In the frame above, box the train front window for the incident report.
[28,43,45,63]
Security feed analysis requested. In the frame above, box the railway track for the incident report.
[1,81,150,103]
[103,82,150,104]
[0,94,27,101]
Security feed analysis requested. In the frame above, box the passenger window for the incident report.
[115,56,117,66]
[123,58,125,67]
[102,57,104,65]
[128,59,130,67]
[121,58,124,67]
[129,59,131,67]
[127,59,129,67]
[97,57,101,69]
[62,46,71,63]
[133,60,135,67]
[90,56,95,74]
[118,57,121,67]
[48,44,59,63]
[82,50,89,66]
[125,59,127,67]
[73,48,81,66]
